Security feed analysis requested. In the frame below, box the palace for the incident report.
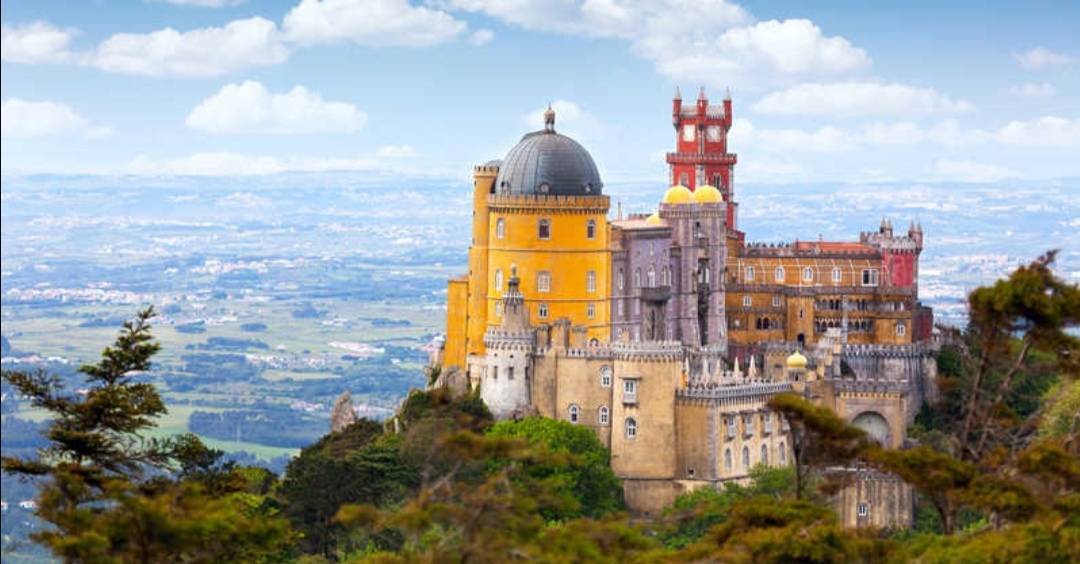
[436,89,936,524]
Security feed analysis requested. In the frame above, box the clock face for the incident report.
[707,125,722,142]
[682,124,695,141]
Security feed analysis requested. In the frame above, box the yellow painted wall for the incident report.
[443,277,469,369]
[486,195,611,341]
[464,166,498,359]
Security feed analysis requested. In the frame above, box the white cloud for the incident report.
[1,99,110,138]
[186,81,366,134]
[1014,47,1071,69]
[155,0,247,6]
[1,21,76,63]
[1008,82,1056,98]
[126,152,384,176]
[468,28,494,46]
[729,119,854,153]
[448,3,864,87]
[90,17,289,77]
[933,159,1016,182]
[376,145,417,158]
[283,0,467,47]
[994,116,1080,148]
[521,100,603,139]
[753,82,974,116]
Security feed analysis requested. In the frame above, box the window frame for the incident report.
[538,218,552,240]
[537,271,551,293]
[598,406,610,426]
[586,219,596,240]
[568,404,580,424]
[625,417,638,439]
[537,303,549,319]
[495,217,506,240]
[774,266,785,283]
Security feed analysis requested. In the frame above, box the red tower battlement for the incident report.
[668,86,739,227]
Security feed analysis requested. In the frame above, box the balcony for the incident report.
[640,285,671,303]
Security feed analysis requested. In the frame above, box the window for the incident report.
[779,441,787,464]
[744,414,755,436]
[634,268,642,288]
[598,406,610,425]
[761,445,769,465]
[742,446,750,469]
[586,219,596,240]
[682,123,695,141]
[625,417,638,438]
[600,366,612,387]
[507,366,514,380]
[617,268,625,291]
[743,295,752,307]
[745,266,755,281]
[861,269,879,286]
[724,448,733,471]
[587,302,596,319]
[764,412,773,433]
[491,366,498,380]
[896,322,906,336]
[772,295,781,307]
[726,416,736,439]
[803,266,814,282]
[857,503,869,517]
[623,379,638,404]
[537,271,551,292]
[832,267,842,283]
[647,265,656,287]
[495,218,506,239]
[494,269,503,291]
[586,271,596,293]
[538,303,549,319]
[538,218,551,240]
[774,266,785,282]
[495,302,503,317]
[617,300,625,317]
[568,404,580,424]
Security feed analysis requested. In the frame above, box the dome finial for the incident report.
[543,104,555,132]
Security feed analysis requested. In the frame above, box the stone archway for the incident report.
[851,411,891,446]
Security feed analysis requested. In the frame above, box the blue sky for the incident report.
[1,0,1077,183]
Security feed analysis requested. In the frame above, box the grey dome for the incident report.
[494,129,603,197]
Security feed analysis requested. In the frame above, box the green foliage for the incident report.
[1038,379,1080,445]
[1,308,293,562]
[279,433,416,558]
[767,393,871,498]
[660,465,797,549]
[487,416,623,519]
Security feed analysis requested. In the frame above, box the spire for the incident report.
[724,87,732,101]
[674,86,682,100]
[698,86,707,101]
[543,104,555,132]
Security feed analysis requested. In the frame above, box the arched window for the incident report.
[494,269,503,291]
[495,218,506,239]
[600,366,612,388]
[775,266,785,282]
[779,441,787,464]
[625,418,638,439]
[743,295,752,307]
[745,266,755,281]
[761,444,769,465]
[598,406,610,425]
[803,266,813,282]
[617,268,625,291]
[634,268,642,288]
[832,267,841,283]
[895,322,906,336]
[724,448,733,472]
[586,219,596,240]
[647,265,656,287]
[586,270,597,293]
[568,404,580,424]
[742,446,750,469]
[537,303,549,319]
[587,303,596,319]
[538,218,551,240]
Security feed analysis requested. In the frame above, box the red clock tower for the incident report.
[667,87,738,227]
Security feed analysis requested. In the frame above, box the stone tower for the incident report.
[481,269,533,418]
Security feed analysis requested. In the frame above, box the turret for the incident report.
[672,87,682,127]
[723,88,733,128]
[696,86,708,117]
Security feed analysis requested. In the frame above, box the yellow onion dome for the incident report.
[645,211,663,225]
[786,350,808,369]
[661,184,693,205]
[694,184,722,204]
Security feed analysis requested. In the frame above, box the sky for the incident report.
[1,0,1078,184]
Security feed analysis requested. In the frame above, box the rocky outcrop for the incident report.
[330,391,357,433]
